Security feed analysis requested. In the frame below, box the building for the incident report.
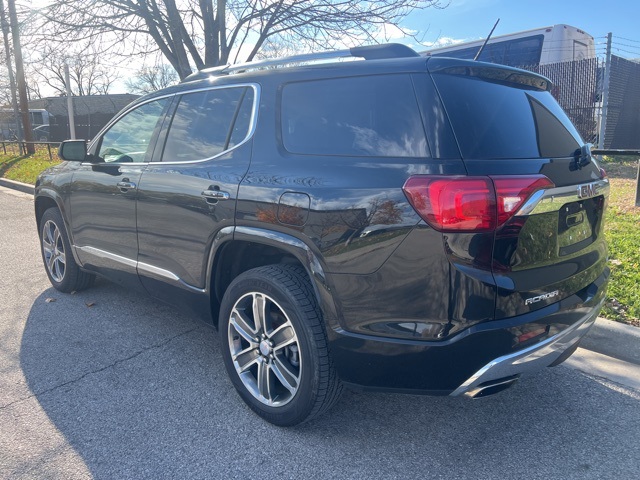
[29,94,139,142]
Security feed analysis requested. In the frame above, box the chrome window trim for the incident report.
[84,83,260,167]
[76,245,205,294]
[515,178,610,216]
[159,83,260,165]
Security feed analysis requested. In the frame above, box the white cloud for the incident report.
[419,36,469,49]
[373,23,418,42]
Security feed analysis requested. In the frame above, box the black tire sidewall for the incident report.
[219,268,324,426]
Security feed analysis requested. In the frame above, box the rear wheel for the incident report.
[40,207,94,292]
[219,264,342,426]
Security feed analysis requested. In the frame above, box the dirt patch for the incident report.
[603,159,639,179]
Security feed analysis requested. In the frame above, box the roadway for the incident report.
[1,186,639,479]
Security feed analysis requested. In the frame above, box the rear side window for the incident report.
[433,73,582,159]
[163,87,253,162]
[281,75,428,157]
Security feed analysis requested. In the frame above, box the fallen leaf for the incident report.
[45,298,56,303]
[85,302,95,307]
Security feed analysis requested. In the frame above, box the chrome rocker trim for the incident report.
[75,245,205,293]
[451,299,603,398]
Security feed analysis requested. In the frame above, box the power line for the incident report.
[611,47,640,56]
[611,41,640,49]
[614,35,640,44]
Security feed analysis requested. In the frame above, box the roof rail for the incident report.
[182,43,419,83]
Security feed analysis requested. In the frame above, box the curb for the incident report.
[582,317,640,365]
[0,177,34,195]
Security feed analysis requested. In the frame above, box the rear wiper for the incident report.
[574,144,640,169]
[573,143,593,169]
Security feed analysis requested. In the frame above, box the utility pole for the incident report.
[7,0,34,153]
[598,32,612,151]
[64,63,76,139]
[0,0,22,153]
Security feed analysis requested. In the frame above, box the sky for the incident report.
[402,0,640,58]
[25,0,640,97]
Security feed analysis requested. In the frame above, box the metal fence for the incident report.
[520,55,640,150]
[603,55,640,149]
[520,58,600,144]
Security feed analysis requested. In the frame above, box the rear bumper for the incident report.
[328,270,608,394]
[451,298,601,397]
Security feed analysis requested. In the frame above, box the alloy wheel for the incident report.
[227,292,301,406]
[42,220,66,283]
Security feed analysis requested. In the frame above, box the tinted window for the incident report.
[433,73,581,159]
[31,112,44,125]
[163,87,251,162]
[281,75,428,157]
[432,46,478,60]
[432,35,543,67]
[504,36,543,66]
[229,89,255,148]
[98,99,168,163]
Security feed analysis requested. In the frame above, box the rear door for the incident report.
[429,60,608,319]
[135,84,257,297]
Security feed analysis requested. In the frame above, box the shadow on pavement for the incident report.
[19,279,640,479]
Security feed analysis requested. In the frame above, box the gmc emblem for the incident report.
[577,183,599,199]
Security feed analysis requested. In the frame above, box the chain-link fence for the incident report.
[520,55,640,149]
[520,58,600,144]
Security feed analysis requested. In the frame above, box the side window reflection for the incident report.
[162,87,252,162]
[97,99,168,163]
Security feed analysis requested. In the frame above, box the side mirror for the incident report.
[58,140,88,162]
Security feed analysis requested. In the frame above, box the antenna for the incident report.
[474,18,500,61]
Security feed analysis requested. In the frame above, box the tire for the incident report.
[40,207,95,293]
[219,264,342,426]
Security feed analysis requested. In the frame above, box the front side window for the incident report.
[97,99,168,163]
[162,87,254,162]
[281,75,428,157]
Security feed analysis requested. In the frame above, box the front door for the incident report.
[69,98,171,288]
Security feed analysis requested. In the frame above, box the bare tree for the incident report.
[124,64,179,94]
[27,45,117,96]
[40,1,444,80]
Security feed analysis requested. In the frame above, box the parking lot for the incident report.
[1,186,639,480]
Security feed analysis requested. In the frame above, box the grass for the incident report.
[0,149,638,326]
[0,145,61,184]
[600,156,640,326]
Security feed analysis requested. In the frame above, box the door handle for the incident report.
[201,189,230,202]
[117,179,136,191]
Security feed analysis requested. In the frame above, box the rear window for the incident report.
[433,72,582,159]
[281,75,428,157]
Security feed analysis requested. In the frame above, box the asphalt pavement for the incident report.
[1,184,639,480]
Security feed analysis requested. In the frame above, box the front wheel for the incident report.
[219,264,342,426]
[40,207,94,292]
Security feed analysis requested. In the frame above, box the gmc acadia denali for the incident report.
[35,44,609,425]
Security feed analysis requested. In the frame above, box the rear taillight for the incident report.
[492,176,555,225]
[402,175,554,233]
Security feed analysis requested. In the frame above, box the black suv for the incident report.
[35,44,609,426]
